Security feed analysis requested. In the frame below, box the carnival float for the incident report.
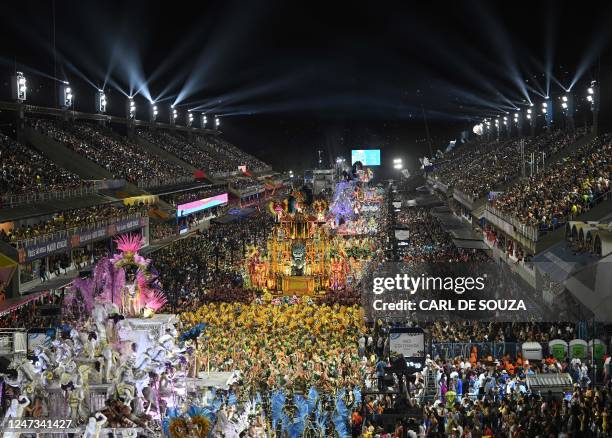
[244,177,384,296]
[0,235,243,437]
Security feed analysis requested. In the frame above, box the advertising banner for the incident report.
[20,217,145,263]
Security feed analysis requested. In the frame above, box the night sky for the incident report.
[1,0,611,173]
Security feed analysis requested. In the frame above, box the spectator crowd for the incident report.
[137,129,269,178]
[492,135,611,230]
[0,132,87,202]
[194,134,269,173]
[432,130,585,200]
[30,119,190,185]
[1,203,146,243]
[160,184,227,207]
[153,210,274,312]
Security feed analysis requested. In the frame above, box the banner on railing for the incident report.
[19,237,70,263]
[18,217,146,263]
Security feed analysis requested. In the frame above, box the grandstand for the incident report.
[425,128,611,322]
[0,107,274,299]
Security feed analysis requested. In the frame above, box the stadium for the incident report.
[0,0,610,437]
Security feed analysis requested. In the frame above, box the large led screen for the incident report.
[351,149,381,166]
[177,193,228,217]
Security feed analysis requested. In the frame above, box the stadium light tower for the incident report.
[541,99,552,130]
[526,108,535,136]
[587,81,598,135]
[12,72,27,102]
[215,116,220,129]
[127,97,136,120]
[559,94,574,132]
[513,111,522,137]
[170,107,178,126]
[60,82,73,109]
[484,118,491,140]
[201,113,208,129]
[494,117,500,139]
[150,103,158,122]
[187,111,194,127]
[96,90,107,113]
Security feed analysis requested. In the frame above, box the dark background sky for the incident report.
[1,0,611,174]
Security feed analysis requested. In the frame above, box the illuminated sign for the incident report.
[177,193,228,217]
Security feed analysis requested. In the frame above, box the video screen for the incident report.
[351,149,381,166]
[177,193,228,217]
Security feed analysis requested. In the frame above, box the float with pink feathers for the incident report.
[71,234,167,318]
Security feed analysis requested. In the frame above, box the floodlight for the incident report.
[96,90,107,113]
[127,97,136,119]
[60,82,73,108]
[12,72,27,102]
[151,104,158,121]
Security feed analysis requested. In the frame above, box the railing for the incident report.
[10,212,146,249]
[230,184,266,196]
[453,189,476,209]
[486,189,612,243]
[212,170,241,179]
[432,342,520,360]
[136,175,193,189]
[0,180,129,209]
[485,204,540,241]
[0,185,97,209]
